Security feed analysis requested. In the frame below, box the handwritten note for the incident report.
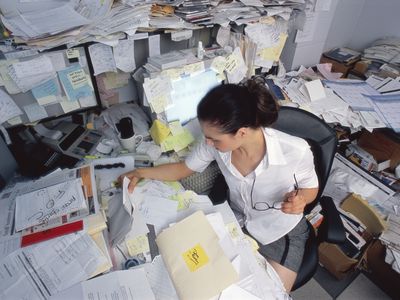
[126,234,150,257]
[182,244,209,272]
[66,48,80,59]
[0,89,22,124]
[88,43,117,75]
[149,119,171,145]
[58,65,93,101]
[113,39,136,73]
[15,178,87,232]
[67,69,88,89]
[143,77,171,114]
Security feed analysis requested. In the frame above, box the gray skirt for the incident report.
[247,217,309,273]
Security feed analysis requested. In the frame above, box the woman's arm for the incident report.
[120,162,195,193]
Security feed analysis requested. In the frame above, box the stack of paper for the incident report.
[7,56,55,92]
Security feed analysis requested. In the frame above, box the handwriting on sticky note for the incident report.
[126,234,150,257]
[66,48,80,59]
[67,69,88,89]
[182,244,209,272]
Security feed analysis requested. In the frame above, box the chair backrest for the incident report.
[271,107,337,213]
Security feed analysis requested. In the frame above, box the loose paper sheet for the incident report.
[23,102,48,123]
[88,43,117,75]
[15,178,87,232]
[0,88,22,124]
[113,39,136,72]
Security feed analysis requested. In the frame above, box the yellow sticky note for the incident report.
[226,222,240,241]
[170,190,196,210]
[244,234,259,252]
[164,180,183,191]
[150,119,171,145]
[160,135,175,152]
[169,120,184,136]
[66,48,80,59]
[259,33,288,62]
[183,62,205,76]
[182,243,209,272]
[126,235,150,257]
[210,56,226,74]
[161,68,183,81]
[67,69,88,89]
[174,129,195,152]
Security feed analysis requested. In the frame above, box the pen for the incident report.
[84,155,100,159]
[293,173,299,196]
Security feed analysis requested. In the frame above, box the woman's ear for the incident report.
[236,127,248,138]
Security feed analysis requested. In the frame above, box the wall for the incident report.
[325,0,400,51]
[282,0,400,71]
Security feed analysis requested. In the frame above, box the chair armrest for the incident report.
[317,196,346,244]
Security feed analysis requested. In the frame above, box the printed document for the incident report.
[51,269,155,300]
[0,88,22,124]
[0,232,107,300]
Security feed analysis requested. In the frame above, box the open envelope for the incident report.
[156,211,239,300]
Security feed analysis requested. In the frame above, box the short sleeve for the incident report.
[185,139,215,173]
[295,146,319,188]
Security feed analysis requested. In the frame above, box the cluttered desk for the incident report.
[0,0,400,297]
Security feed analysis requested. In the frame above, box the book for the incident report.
[323,47,361,64]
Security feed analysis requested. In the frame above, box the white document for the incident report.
[148,35,161,57]
[142,76,172,114]
[0,88,22,124]
[51,268,155,300]
[23,102,48,123]
[225,47,248,84]
[216,25,231,47]
[88,43,117,75]
[144,255,179,300]
[171,30,192,42]
[122,177,135,215]
[245,23,278,49]
[0,232,107,300]
[11,55,54,79]
[324,80,380,110]
[15,178,87,232]
[304,79,327,101]
[0,235,21,260]
[295,11,317,43]
[366,93,400,132]
[113,39,136,72]
[137,195,178,234]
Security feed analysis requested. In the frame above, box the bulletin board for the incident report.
[1,46,99,128]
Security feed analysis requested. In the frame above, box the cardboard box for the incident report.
[365,240,400,299]
[357,130,400,171]
[320,55,356,78]
[318,194,387,279]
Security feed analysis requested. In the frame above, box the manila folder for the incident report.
[156,211,238,300]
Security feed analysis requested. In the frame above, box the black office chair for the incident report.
[208,106,346,291]
[271,106,346,290]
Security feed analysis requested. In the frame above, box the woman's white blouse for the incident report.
[185,128,318,244]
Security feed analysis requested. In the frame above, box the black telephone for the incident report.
[8,126,79,178]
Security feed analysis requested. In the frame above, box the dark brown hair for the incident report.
[197,78,278,134]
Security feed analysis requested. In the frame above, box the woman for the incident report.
[121,79,319,292]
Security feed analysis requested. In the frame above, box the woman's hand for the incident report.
[281,190,307,214]
[118,170,142,193]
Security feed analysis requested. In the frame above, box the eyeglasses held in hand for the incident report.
[251,174,299,211]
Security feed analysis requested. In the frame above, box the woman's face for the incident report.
[200,121,242,152]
